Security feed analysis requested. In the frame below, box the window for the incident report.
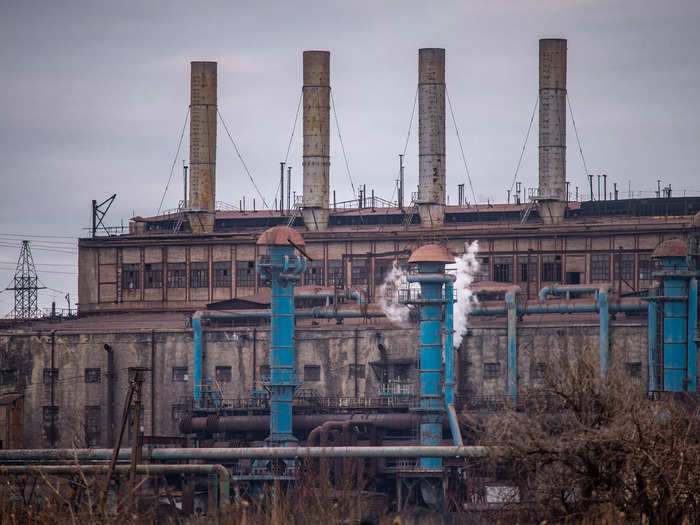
[374,260,394,286]
[190,262,208,288]
[348,364,366,378]
[328,260,344,286]
[43,406,59,424]
[475,257,490,282]
[493,257,512,283]
[591,254,610,282]
[0,369,17,386]
[614,253,634,282]
[213,261,231,287]
[85,368,101,383]
[304,259,325,286]
[171,404,188,421]
[351,259,369,286]
[518,256,537,282]
[43,368,58,385]
[304,365,321,382]
[627,362,642,378]
[483,362,501,379]
[122,264,140,289]
[541,255,562,282]
[167,263,186,288]
[172,367,188,382]
[638,254,651,282]
[215,366,232,383]
[144,263,163,289]
[236,261,255,288]
[84,406,101,446]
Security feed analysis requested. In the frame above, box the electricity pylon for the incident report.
[6,241,45,319]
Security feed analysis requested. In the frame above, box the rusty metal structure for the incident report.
[1,39,699,516]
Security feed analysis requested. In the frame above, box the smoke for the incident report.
[379,241,480,341]
[379,260,410,325]
[451,241,480,347]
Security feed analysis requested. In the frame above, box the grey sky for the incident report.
[1,0,699,314]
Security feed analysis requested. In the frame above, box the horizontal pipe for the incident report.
[539,283,610,302]
[471,297,646,316]
[0,464,230,510]
[407,273,456,283]
[0,446,488,461]
[197,308,385,321]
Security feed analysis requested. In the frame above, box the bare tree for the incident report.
[481,347,700,524]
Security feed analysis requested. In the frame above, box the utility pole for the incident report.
[129,368,148,505]
[603,174,607,201]
[287,166,292,213]
[280,162,285,215]
[183,162,188,208]
[6,241,44,319]
[597,175,601,201]
[398,154,405,209]
[588,174,594,201]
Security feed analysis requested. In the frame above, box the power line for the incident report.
[402,86,419,157]
[157,107,190,215]
[566,93,590,182]
[446,87,478,206]
[0,233,78,240]
[217,109,269,209]
[330,91,357,199]
[273,91,303,206]
[509,95,539,193]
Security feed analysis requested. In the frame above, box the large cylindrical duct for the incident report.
[189,61,217,214]
[538,39,567,224]
[418,48,446,227]
[302,51,330,231]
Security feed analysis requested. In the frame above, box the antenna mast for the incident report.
[6,241,45,319]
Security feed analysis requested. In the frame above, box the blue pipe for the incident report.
[538,283,608,302]
[192,312,203,406]
[688,277,697,391]
[648,297,658,392]
[506,291,518,396]
[413,262,446,470]
[599,288,609,379]
[260,244,304,447]
[444,280,455,406]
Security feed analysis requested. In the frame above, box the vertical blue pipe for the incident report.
[506,291,518,397]
[648,299,658,392]
[444,280,455,405]
[662,256,689,391]
[266,244,300,446]
[418,262,444,470]
[192,313,203,406]
[687,277,697,391]
[599,288,609,379]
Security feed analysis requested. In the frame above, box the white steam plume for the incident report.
[379,261,410,325]
[451,241,480,347]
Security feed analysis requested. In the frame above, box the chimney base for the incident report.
[302,207,329,232]
[538,201,566,225]
[418,204,445,228]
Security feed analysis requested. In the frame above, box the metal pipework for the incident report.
[192,312,203,405]
[649,242,697,391]
[417,48,446,227]
[506,289,518,396]
[0,464,230,512]
[189,61,217,213]
[258,241,305,446]
[302,50,331,231]
[538,283,610,302]
[0,446,489,462]
[538,39,567,225]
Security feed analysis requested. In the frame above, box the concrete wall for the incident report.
[0,317,652,449]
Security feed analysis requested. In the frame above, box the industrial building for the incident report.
[0,39,698,512]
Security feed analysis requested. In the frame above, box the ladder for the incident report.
[520,199,536,224]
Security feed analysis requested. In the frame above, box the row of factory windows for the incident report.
[120,252,655,292]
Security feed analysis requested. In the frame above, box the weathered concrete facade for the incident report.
[0,316,651,449]
[417,48,446,227]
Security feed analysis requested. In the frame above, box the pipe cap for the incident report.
[652,238,688,258]
[256,226,305,246]
[408,243,454,264]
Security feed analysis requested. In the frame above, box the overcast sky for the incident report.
[1,0,699,314]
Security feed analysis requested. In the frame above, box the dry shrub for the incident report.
[482,346,700,524]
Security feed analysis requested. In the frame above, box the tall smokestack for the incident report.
[538,39,567,224]
[418,48,446,227]
[189,61,217,214]
[302,51,330,231]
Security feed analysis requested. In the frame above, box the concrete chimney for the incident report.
[538,39,567,224]
[418,48,446,227]
[302,51,330,231]
[189,61,217,215]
